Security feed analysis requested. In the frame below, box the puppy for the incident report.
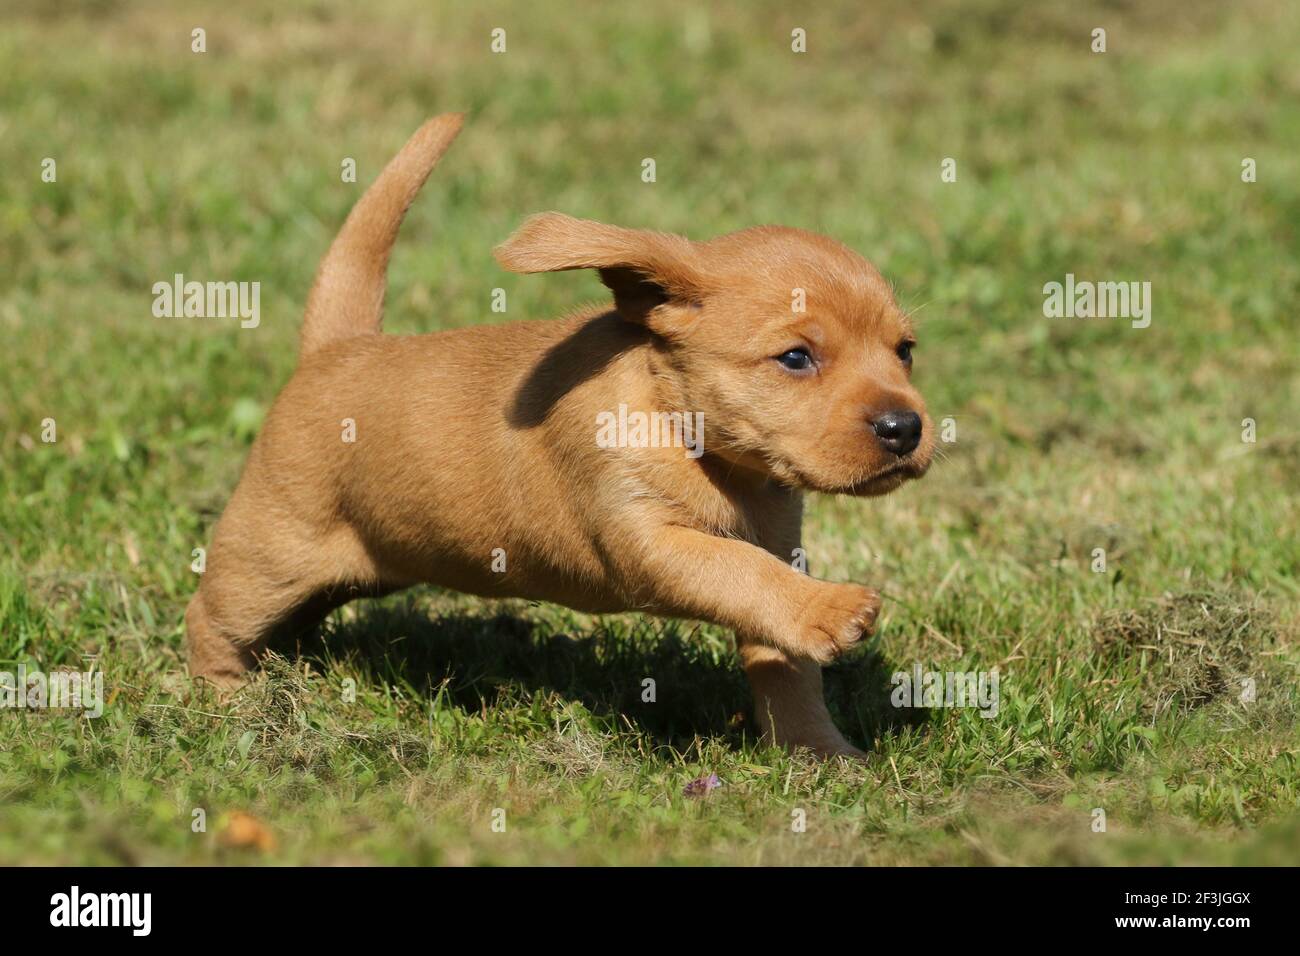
[186,114,934,758]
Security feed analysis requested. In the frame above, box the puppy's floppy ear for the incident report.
[494,212,704,323]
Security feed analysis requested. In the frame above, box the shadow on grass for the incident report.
[278,593,927,753]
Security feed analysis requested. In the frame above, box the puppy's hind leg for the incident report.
[185,585,261,689]
[185,511,377,689]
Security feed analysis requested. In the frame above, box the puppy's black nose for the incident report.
[871,410,922,456]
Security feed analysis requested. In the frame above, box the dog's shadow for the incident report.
[289,596,927,753]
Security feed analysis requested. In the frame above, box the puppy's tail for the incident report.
[300,113,465,358]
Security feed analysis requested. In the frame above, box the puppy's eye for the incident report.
[896,340,914,367]
[775,348,815,372]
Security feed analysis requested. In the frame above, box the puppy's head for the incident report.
[496,213,933,496]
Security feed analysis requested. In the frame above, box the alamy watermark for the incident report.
[891,664,999,718]
[1,663,103,718]
[50,886,150,936]
[152,273,260,328]
[596,403,704,459]
[1042,274,1151,328]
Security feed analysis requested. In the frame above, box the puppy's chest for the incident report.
[660,479,795,550]
[676,496,756,541]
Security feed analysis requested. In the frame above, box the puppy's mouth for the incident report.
[845,461,920,496]
[791,457,928,497]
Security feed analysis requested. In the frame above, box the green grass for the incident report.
[1,0,1298,865]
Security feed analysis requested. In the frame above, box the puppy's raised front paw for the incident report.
[797,583,881,663]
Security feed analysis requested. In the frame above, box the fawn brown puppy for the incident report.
[186,114,934,757]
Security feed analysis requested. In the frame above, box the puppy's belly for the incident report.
[422,564,633,615]
[346,497,630,615]
[360,520,627,613]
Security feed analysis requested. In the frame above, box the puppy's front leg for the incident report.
[623,525,881,665]
[615,525,877,757]
[616,520,873,655]
[738,641,865,758]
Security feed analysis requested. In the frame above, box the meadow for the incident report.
[1,0,1297,864]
